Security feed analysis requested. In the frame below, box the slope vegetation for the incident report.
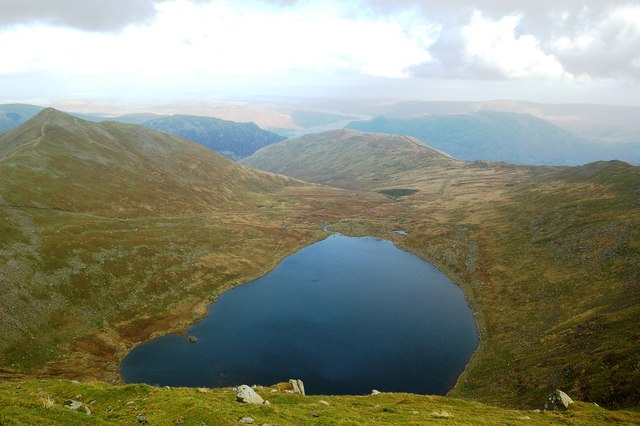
[0,110,378,381]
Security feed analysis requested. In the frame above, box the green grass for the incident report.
[2,380,639,425]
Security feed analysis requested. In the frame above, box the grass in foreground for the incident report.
[1,380,639,425]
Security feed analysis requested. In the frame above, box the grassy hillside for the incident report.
[244,129,460,190]
[0,110,380,382]
[244,129,640,408]
[2,380,639,425]
[347,111,639,165]
[141,114,286,160]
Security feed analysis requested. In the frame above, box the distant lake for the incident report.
[120,234,478,395]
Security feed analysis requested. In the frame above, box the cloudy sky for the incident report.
[1,0,639,106]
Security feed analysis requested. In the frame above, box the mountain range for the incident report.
[1,108,639,420]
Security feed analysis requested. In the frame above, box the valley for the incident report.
[245,129,640,408]
[1,109,638,423]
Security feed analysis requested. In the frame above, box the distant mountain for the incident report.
[141,114,286,160]
[0,104,43,133]
[344,99,640,145]
[243,128,461,190]
[347,111,639,166]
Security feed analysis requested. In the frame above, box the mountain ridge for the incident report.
[244,128,463,190]
[346,110,640,165]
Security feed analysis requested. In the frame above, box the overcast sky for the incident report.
[1,0,639,106]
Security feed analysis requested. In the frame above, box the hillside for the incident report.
[244,130,640,408]
[0,110,378,382]
[347,111,639,165]
[243,129,461,190]
[141,114,286,160]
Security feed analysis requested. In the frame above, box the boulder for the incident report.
[238,417,255,424]
[289,379,306,396]
[235,385,265,404]
[371,389,381,396]
[545,389,574,411]
[64,400,82,410]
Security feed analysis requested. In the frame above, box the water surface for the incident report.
[121,234,478,395]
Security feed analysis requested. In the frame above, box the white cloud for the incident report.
[0,0,436,81]
[462,11,570,80]
[548,4,640,79]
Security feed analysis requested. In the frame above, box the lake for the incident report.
[120,234,478,395]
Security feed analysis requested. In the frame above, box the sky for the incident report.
[1,0,640,106]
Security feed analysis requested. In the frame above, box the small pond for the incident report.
[121,234,478,395]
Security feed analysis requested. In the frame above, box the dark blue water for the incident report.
[120,234,478,395]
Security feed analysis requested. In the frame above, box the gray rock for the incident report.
[545,389,574,411]
[64,400,82,410]
[371,389,381,395]
[289,379,306,395]
[188,335,198,343]
[235,385,265,404]
[238,417,255,424]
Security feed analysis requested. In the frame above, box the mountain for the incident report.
[344,99,640,145]
[245,129,640,408]
[0,104,288,160]
[0,109,290,216]
[346,111,637,166]
[0,109,374,381]
[2,112,639,410]
[0,104,44,133]
[141,114,286,160]
[243,129,461,190]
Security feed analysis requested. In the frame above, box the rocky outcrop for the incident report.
[544,389,574,411]
[289,379,305,396]
[235,385,265,404]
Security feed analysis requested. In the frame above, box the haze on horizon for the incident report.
[1,0,639,107]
